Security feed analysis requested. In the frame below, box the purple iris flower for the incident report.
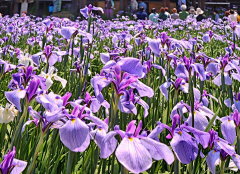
[42,19,52,28]
[35,91,71,113]
[59,104,108,152]
[100,120,174,173]
[220,109,240,144]
[22,92,72,134]
[102,57,144,78]
[206,129,240,174]
[6,25,14,33]
[89,117,109,147]
[232,92,240,112]
[118,89,150,117]
[209,55,240,86]
[61,27,77,40]
[202,30,214,43]
[80,4,104,19]
[57,106,90,152]
[148,32,180,57]
[150,115,209,164]
[5,75,40,112]
[201,90,219,107]
[186,101,215,131]
[160,78,201,101]
[100,52,119,64]
[170,101,191,119]
[175,56,206,82]
[0,59,16,74]
[32,45,67,67]
[91,63,153,103]
[22,105,63,135]
[142,60,165,78]
[70,59,84,74]
[170,100,214,131]
[24,94,102,153]
[148,39,164,57]
[70,92,110,114]
[0,147,27,174]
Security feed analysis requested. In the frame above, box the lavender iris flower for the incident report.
[59,104,111,152]
[80,4,104,19]
[32,45,67,67]
[220,109,239,144]
[35,91,71,114]
[118,89,150,117]
[232,92,240,112]
[61,27,77,40]
[169,100,214,131]
[202,30,213,43]
[91,63,153,104]
[206,129,240,174]
[70,92,110,114]
[175,56,206,82]
[142,60,165,78]
[102,57,143,77]
[6,25,14,33]
[0,59,16,74]
[148,115,209,164]
[148,32,191,57]
[160,78,201,101]
[186,101,215,131]
[100,120,174,173]
[209,55,240,86]
[5,74,40,112]
[22,92,72,134]
[0,147,27,174]
[24,92,105,153]
[100,52,119,64]
[89,117,109,147]
[201,90,218,107]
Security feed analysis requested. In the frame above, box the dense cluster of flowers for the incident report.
[1,4,240,174]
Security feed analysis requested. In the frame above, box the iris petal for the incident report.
[206,150,220,174]
[116,137,152,173]
[59,118,90,152]
[5,89,26,112]
[141,137,174,165]
[221,119,236,144]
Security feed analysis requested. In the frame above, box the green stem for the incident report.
[10,100,29,150]
[121,165,129,174]
[221,70,225,117]
[26,131,44,174]
[110,153,115,173]
[220,160,225,174]
[109,93,120,131]
[174,158,181,174]
[237,126,240,154]
[66,150,77,174]
[174,90,179,106]
[188,161,193,174]
[189,68,194,128]
[26,123,51,174]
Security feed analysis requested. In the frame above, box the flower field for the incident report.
[1,5,240,174]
